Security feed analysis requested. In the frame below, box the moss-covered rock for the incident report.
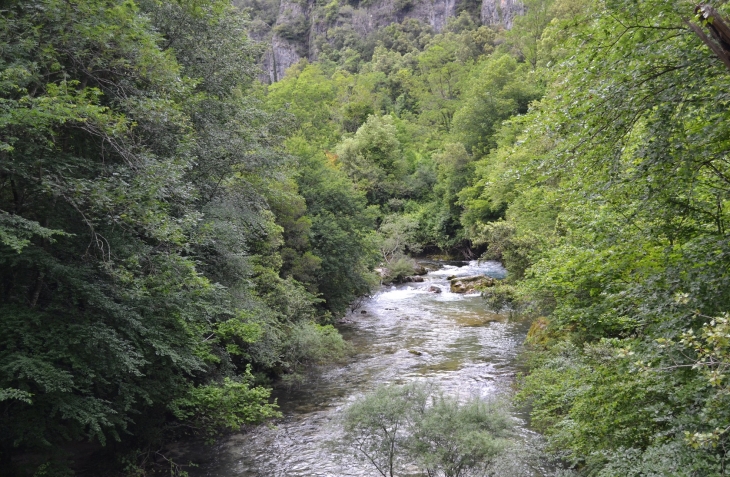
[449,275,496,293]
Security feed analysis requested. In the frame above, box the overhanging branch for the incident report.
[687,4,730,72]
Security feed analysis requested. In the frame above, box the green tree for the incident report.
[481,0,730,473]
[335,383,431,477]
[451,54,542,158]
[0,0,327,472]
[287,136,379,314]
[333,383,516,477]
[336,114,407,205]
[411,396,514,477]
[507,0,555,69]
[0,0,213,469]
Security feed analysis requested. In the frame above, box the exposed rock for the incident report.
[263,34,302,83]
[428,285,442,293]
[450,275,496,293]
[361,310,368,314]
[403,276,424,283]
[408,349,423,356]
[335,0,457,37]
[446,275,456,280]
[246,0,524,83]
[481,0,524,29]
[413,264,428,275]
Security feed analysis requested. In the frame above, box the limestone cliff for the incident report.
[240,0,524,82]
[481,0,523,28]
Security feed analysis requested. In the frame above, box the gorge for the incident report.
[2,0,730,476]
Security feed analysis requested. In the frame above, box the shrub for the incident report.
[481,283,520,313]
[170,367,282,442]
[332,383,516,477]
[382,256,416,284]
[334,383,432,477]
[280,322,352,386]
[274,17,310,43]
[411,395,514,477]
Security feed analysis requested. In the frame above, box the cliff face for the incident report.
[481,0,523,28]
[249,0,523,82]
[262,0,309,82]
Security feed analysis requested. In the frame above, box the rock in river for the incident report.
[450,275,496,293]
[413,264,428,275]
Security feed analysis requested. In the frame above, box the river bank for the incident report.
[173,260,539,476]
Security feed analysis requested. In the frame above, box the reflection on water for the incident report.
[183,260,531,477]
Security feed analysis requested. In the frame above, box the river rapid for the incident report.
[184,260,535,477]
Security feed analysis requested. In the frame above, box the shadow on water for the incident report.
[180,260,538,477]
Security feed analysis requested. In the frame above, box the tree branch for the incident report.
[687,4,730,72]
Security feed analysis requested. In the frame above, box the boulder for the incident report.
[428,285,442,293]
[403,276,424,283]
[449,275,496,293]
[413,264,428,275]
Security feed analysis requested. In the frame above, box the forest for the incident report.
[2,0,730,475]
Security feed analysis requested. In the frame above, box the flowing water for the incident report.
[184,260,534,477]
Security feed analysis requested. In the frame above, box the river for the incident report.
[183,260,536,476]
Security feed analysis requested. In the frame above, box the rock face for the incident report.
[481,0,524,29]
[450,275,496,293]
[245,0,524,83]
[260,0,310,82]
[264,35,302,82]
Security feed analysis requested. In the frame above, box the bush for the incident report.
[411,395,514,477]
[481,283,520,313]
[169,367,282,442]
[382,256,416,284]
[331,383,516,477]
[335,383,431,476]
[280,322,352,386]
[274,17,310,43]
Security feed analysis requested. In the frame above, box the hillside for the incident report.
[236,0,524,81]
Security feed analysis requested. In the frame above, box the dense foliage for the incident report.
[463,0,730,474]
[253,0,730,474]
[5,0,730,474]
[0,0,361,474]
